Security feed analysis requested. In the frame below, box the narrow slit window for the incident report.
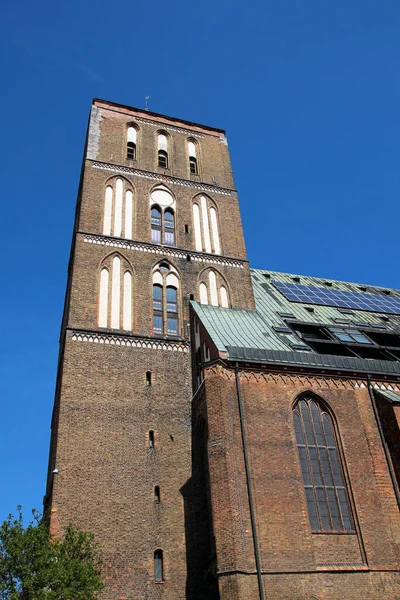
[154,485,160,502]
[154,549,163,582]
[293,397,355,533]
[146,371,152,387]
[189,156,197,174]
[149,430,155,448]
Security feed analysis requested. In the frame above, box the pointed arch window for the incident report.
[164,209,175,246]
[293,396,355,533]
[152,265,179,336]
[151,206,162,244]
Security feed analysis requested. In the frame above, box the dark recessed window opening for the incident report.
[154,550,163,582]
[146,371,152,387]
[383,290,391,295]
[293,396,355,533]
[291,323,330,341]
[189,294,194,300]
[358,286,368,292]
[323,281,333,287]
[127,142,136,160]
[189,156,198,174]
[154,485,161,502]
[292,276,301,282]
[149,430,155,448]
[186,254,191,262]
[185,224,189,234]
[158,150,168,168]
[305,307,315,313]
[264,273,271,279]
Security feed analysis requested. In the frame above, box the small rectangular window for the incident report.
[146,371,152,386]
[154,550,163,582]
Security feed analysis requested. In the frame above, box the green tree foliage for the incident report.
[0,507,104,600]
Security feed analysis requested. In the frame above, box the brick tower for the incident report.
[45,99,254,599]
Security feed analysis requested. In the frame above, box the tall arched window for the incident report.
[98,254,133,331]
[127,126,137,160]
[188,140,198,174]
[158,133,169,168]
[192,196,221,255]
[154,549,163,582]
[151,206,162,243]
[293,396,354,532]
[164,209,175,246]
[152,264,179,336]
[103,178,134,239]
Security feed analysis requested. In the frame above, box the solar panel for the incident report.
[272,281,400,316]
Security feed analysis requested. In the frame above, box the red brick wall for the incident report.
[201,363,400,599]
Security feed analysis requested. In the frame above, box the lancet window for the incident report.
[192,196,221,255]
[98,254,133,331]
[103,178,133,239]
[293,396,355,533]
[152,263,180,336]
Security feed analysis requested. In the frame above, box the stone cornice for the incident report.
[90,160,237,197]
[68,328,190,353]
[81,233,245,268]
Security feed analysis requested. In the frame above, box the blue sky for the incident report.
[1,0,399,522]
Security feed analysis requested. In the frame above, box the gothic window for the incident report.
[153,284,163,334]
[158,133,169,168]
[151,206,162,244]
[192,196,221,254]
[293,396,355,533]
[127,126,137,160]
[164,209,175,246]
[188,140,198,174]
[152,264,180,336]
[198,269,230,307]
[103,178,133,239]
[150,187,176,246]
[98,254,133,331]
[154,549,163,582]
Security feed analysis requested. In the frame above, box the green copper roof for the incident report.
[191,268,400,375]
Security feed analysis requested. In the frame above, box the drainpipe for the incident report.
[366,374,400,509]
[235,363,265,600]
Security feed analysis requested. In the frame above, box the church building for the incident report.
[45,98,400,599]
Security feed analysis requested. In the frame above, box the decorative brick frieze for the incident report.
[91,160,237,197]
[69,329,190,352]
[82,233,245,268]
[134,116,206,138]
[203,364,400,391]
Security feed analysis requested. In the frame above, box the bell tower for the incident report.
[46,98,254,599]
